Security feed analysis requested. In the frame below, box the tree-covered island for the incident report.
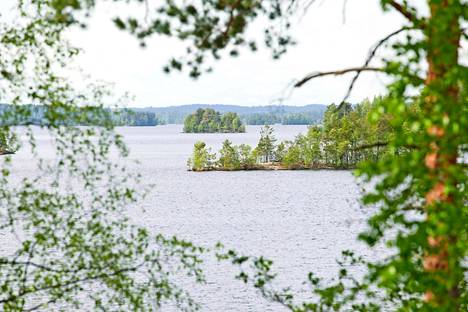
[0,130,17,155]
[183,108,245,133]
[188,97,395,171]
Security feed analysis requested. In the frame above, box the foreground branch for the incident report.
[0,264,143,305]
[341,27,410,104]
[294,67,383,88]
[354,142,418,150]
[387,1,419,24]
[294,27,411,108]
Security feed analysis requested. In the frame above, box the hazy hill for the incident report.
[135,104,327,125]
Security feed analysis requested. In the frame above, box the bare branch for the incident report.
[342,0,349,25]
[354,142,418,150]
[0,259,72,273]
[144,0,149,22]
[294,67,383,88]
[221,0,243,39]
[387,1,419,24]
[25,298,58,312]
[0,264,143,305]
[340,27,410,104]
[354,142,389,150]
[290,27,411,107]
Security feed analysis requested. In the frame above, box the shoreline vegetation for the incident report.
[183,108,245,133]
[190,163,352,171]
[188,97,393,171]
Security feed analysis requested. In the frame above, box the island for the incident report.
[187,98,393,171]
[183,108,245,133]
[0,131,17,155]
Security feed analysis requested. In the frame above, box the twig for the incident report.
[354,142,389,150]
[387,1,419,24]
[0,259,73,273]
[25,298,58,312]
[353,142,418,150]
[144,0,149,22]
[0,150,15,155]
[342,0,349,25]
[340,27,410,105]
[0,264,144,305]
[221,0,241,41]
[294,67,383,88]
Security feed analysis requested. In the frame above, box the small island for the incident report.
[0,130,17,155]
[183,108,245,133]
[187,98,392,171]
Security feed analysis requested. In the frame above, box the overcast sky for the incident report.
[2,1,435,107]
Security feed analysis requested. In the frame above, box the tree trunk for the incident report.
[423,0,461,308]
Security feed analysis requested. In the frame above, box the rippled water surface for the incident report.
[8,125,376,311]
[121,125,373,311]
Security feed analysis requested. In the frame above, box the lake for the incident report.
[7,125,376,311]
[120,125,375,311]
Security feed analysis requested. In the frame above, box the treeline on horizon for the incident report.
[188,97,395,170]
[242,112,323,125]
[136,104,327,125]
[0,104,327,126]
[0,104,162,126]
[183,108,245,133]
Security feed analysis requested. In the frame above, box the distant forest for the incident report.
[135,104,327,125]
[0,104,161,126]
[0,104,327,126]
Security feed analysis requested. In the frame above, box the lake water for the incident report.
[6,125,377,311]
[120,125,375,311]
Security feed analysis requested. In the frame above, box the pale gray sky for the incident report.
[2,1,432,107]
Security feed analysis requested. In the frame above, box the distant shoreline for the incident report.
[189,163,354,172]
[0,151,15,155]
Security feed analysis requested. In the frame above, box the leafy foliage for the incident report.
[179,1,467,311]
[187,141,216,170]
[111,0,297,78]
[183,108,245,133]
[0,128,17,155]
[0,1,206,310]
[189,98,394,170]
[255,124,277,163]
[218,139,241,169]
[1,0,466,311]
